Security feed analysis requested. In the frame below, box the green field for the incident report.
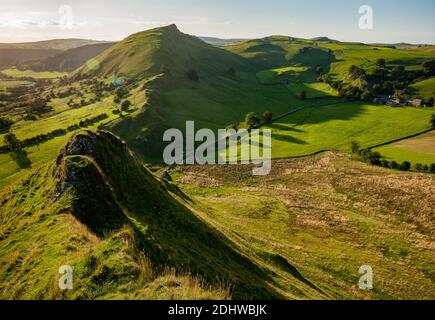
[1,68,68,79]
[266,103,435,159]
[0,80,32,91]
[373,131,435,165]
[410,78,435,100]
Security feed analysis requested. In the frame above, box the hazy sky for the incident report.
[0,0,434,43]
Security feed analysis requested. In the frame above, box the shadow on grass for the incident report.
[272,134,307,145]
[10,149,32,169]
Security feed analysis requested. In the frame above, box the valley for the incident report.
[0,24,434,300]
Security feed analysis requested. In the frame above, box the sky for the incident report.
[0,0,434,44]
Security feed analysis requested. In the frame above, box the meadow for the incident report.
[373,131,435,165]
[1,68,68,79]
[266,102,435,159]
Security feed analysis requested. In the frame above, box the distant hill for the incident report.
[0,39,108,50]
[0,48,62,70]
[17,42,116,72]
[199,36,250,46]
[0,39,110,70]
[311,37,338,42]
[76,24,249,78]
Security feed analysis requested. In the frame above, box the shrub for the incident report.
[3,132,21,151]
[351,141,360,154]
[430,164,435,174]
[262,111,273,124]
[0,116,13,132]
[414,163,427,172]
[245,112,261,129]
[299,91,307,100]
[390,161,399,169]
[121,100,132,112]
[381,160,390,168]
[399,161,411,171]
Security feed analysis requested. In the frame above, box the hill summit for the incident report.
[77,24,248,78]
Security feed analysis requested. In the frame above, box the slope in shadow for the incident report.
[53,130,282,299]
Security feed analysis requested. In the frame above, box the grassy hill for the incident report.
[0,24,434,185]
[0,130,283,299]
[0,39,108,70]
[173,152,435,300]
[0,39,108,51]
[17,42,116,73]
[2,132,433,299]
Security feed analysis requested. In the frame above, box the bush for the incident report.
[262,111,273,124]
[3,132,21,151]
[299,91,307,100]
[351,141,360,154]
[390,161,399,169]
[414,163,424,172]
[430,164,435,174]
[121,100,132,112]
[245,112,261,129]
[381,160,390,168]
[0,116,13,132]
[399,161,411,171]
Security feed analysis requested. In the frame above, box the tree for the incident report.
[187,69,199,81]
[431,114,435,128]
[315,67,324,75]
[427,97,434,107]
[399,161,411,171]
[381,160,390,168]
[299,91,307,100]
[414,163,425,172]
[121,100,132,112]
[3,132,21,151]
[429,164,435,174]
[0,116,13,132]
[245,112,261,129]
[375,58,386,68]
[351,141,360,154]
[390,161,399,169]
[226,123,239,131]
[422,60,435,74]
[262,111,273,124]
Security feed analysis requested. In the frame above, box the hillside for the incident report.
[173,152,435,300]
[0,25,434,186]
[0,130,282,299]
[1,131,433,299]
[0,48,61,70]
[0,39,108,51]
[76,24,249,79]
[17,42,116,72]
[0,39,110,70]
